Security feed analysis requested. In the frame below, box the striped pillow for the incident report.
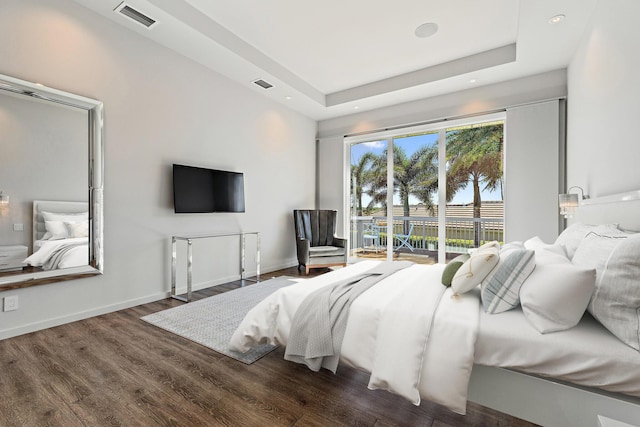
[481,246,536,314]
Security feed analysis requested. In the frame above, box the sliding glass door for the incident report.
[346,113,505,264]
[347,131,439,264]
[445,121,505,259]
[349,139,389,262]
[388,132,439,263]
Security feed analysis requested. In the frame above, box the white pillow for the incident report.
[531,244,569,264]
[520,249,596,333]
[451,247,499,295]
[65,221,89,238]
[524,236,569,258]
[467,241,500,256]
[44,220,70,240]
[477,241,501,251]
[589,233,640,350]
[481,243,535,314]
[41,210,88,223]
[572,232,628,276]
[523,236,548,251]
[555,223,621,259]
[41,211,88,240]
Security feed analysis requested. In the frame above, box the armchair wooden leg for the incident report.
[305,266,310,275]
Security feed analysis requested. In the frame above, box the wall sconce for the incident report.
[0,190,8,206]
[559,186,589,218]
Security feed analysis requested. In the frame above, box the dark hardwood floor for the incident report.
[0,266,538,426]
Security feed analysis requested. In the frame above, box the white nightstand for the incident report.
[0,245,28,271]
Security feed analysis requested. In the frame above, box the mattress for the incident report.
[475,306,640,398]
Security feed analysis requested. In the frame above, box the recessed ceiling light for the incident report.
[469,78,477,84]
[354,106,360,110]
[548,14,565,24]
[285,96,292,100]
[415,22,438,38]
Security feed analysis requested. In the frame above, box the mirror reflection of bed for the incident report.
[0,201,90,278]
[24,200,90,271]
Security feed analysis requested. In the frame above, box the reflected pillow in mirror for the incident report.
[41,210,88,223]
[42,211,88,240]
[65,221,89,238]
[44,220,71,240]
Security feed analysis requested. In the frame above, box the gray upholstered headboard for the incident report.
[33,200,89,244]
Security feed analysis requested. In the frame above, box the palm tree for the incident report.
[446,123,503,246]
[364,152,388,213]
[392,144,439,234]
[350,152,376,216]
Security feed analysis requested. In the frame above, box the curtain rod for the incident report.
[340,96,566,139]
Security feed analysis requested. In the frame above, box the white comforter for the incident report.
[23,237,88,270]
[230,261,480,414]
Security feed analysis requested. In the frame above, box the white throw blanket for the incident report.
[23,237,88,270]
[229,261,480,414]
[285,261,413,372]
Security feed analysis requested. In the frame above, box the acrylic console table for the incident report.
[171,231,260,302]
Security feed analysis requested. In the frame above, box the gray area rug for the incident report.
[141,276,300,364]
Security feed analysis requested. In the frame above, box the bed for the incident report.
[231,190,640,427]
[23,200,89,270]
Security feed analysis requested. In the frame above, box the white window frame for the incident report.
[344,112,506,263]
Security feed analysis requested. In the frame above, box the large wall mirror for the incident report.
[0,73,103,291]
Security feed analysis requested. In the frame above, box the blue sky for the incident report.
[350,133,502,206]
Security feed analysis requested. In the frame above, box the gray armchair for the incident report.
[293,209,347,274]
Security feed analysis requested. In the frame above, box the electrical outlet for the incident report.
[13,223,24,232]
[4,295,19,312]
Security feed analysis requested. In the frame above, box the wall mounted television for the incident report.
[172,164,245,213]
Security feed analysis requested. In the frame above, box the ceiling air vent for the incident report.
[252,79,273,89]
[114,2,157,29]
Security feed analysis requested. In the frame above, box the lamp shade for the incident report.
[559,193,579,218]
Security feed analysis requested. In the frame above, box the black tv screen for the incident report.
[173,164,245,213]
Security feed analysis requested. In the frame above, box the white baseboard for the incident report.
[0,259,300,341]
[0,291,169,341]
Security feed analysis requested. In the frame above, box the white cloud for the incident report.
[361,141,386,149]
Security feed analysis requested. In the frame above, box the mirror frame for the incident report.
[0,73,104,291]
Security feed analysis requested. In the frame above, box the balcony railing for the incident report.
[350,215,504,255]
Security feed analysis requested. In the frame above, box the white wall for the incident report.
[505,101,562,243]
[567,0,640,197]
[316,136,345,235]
[0,0,316,339]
